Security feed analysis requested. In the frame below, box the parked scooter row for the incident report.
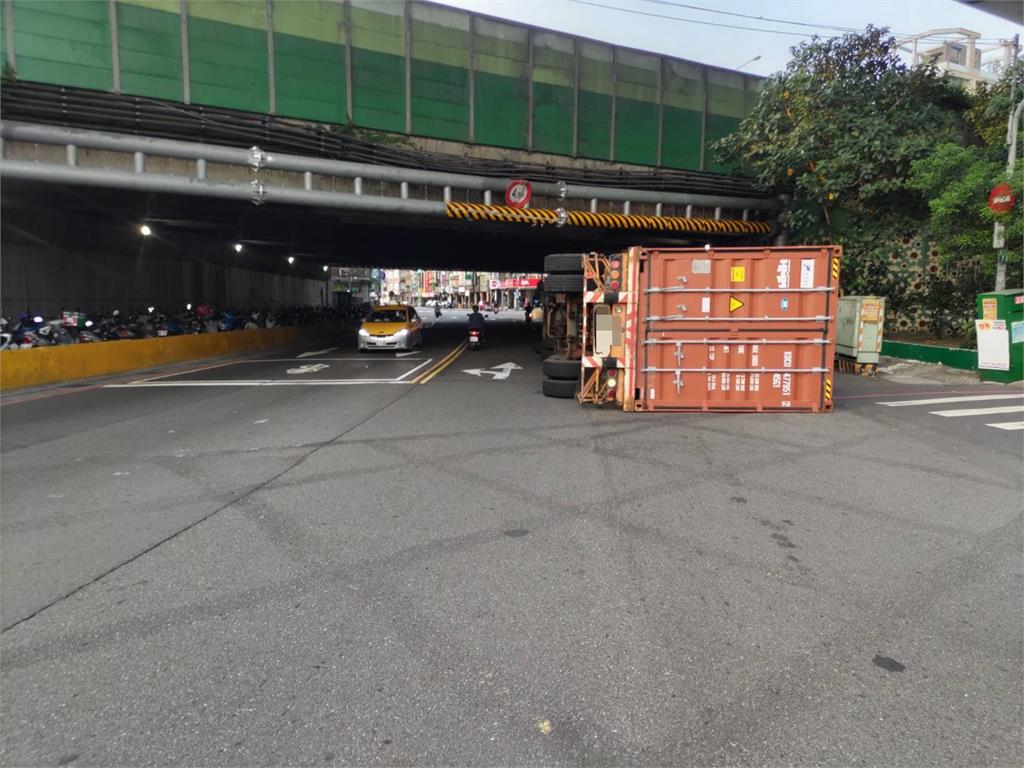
[0,304,363,350]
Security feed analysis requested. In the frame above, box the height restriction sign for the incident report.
[505,179,532,209]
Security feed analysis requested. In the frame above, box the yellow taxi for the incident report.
[358,304,423,351]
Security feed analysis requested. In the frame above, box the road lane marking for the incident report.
[135,359,240,382]
[415,341,468,384]
[105,380,415,387]
[929,405,1024,417]
[986,421,1024,430]
[296,347,338,358]
[837,389,1013,400]
[227,358,423,363]
[879,393,1024,407]
[395,358,435,381]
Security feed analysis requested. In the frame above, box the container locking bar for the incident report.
[645,286,834,294]
[645,315,832,322]
[642,338,829,346]
[642,367,829,374]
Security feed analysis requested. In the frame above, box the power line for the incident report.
[638,0,1005,43]
[637,0,863,34]
[584,0,1004,47]
[567,0,835,38]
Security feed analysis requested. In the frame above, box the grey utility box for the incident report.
[837,296,886,366]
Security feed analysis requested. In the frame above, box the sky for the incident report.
[434,0,1022,76]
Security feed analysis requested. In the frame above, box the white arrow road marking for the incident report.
[490,362,523,380]
[461,362,523,380]
[297,347,338,358]
[286,363,330,375]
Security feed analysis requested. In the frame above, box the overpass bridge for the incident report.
[0,0,780,313]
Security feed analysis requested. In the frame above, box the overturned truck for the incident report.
[539,246,841,413]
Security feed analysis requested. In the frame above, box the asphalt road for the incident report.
[1,310,1021,767]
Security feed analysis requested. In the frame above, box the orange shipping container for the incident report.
[628,246,840,412]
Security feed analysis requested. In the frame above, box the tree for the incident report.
[714,27,968,255]
[714,27,1019,337]
[907,63,1023,287]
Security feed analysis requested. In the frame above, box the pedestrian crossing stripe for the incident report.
[876,392,1024,433]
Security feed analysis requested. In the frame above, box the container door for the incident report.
[635,247,839,412]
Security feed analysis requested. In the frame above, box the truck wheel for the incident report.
[543,273,583,293]
[544,253,586,273]
[542,376,578,398]
[543,355,580,380]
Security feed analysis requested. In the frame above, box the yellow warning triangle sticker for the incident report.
[729,296,744,313]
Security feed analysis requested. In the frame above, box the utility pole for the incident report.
[996,36,1022,292]
[995,76,1023,288]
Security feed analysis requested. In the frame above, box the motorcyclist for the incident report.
[434,303,442,318]
[468,304,485,340]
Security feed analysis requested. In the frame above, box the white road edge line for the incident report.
[104,380,415,387]
[395,358,435,381]
[231,358,424,363]
[134,359,239,383]
[986,421,1024,431]
[929,405,1024,417]
[878,393,1024,407]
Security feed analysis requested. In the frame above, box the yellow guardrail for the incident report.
[0,325,341,391]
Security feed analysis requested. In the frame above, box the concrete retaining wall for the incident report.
[882,340,977,370]
[0,324,343,391]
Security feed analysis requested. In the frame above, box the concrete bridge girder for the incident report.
[0,122,780,229]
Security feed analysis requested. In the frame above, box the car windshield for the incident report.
[367,309,408,323]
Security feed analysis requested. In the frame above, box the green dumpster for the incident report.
[976,289,1024,383]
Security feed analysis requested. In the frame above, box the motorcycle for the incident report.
[468,326,483,351]
[434,305,442,319]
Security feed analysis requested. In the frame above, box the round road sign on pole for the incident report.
[988,182,1016,214]
[505,179,532,209]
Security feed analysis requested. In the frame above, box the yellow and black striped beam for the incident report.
[444,202,773,235]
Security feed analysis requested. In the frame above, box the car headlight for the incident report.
[358,328,370,337]
[395,328,409,337]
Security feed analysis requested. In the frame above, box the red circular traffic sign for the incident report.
[988,182,1016,214]
[505,179,532,209]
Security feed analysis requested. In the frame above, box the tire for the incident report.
[544,253,585,273]
[543,355,580,380]
[542,376,578,398]
[543,273,584,293]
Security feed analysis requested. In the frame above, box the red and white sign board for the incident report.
[505,179,532,209]
[988,183,1016,214]
[489,277,541,290]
